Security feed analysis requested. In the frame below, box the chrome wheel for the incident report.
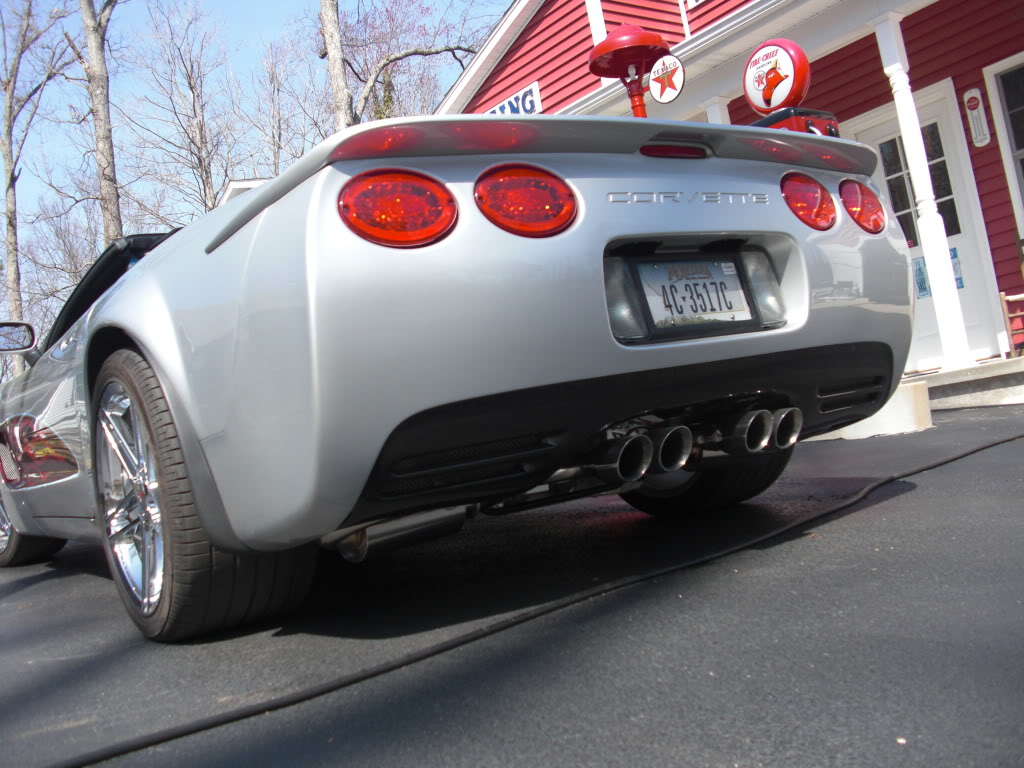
[0,499,10,555]
[91,349,315,640]
[95,379,164,616]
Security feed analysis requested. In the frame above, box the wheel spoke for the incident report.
[139,525,151,605]
[98,407,140,479]
[106,493,140,539]
[0,502,10,554]
[109,514,141,543]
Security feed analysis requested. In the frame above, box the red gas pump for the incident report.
[588,25,672,118]
[588,29,838,137]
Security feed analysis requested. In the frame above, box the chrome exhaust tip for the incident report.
[648,426,694,473]
[772,407,803,449]
[587,434,654,483]
[723,410,773,455]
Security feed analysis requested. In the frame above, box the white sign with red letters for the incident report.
[962,88,990,147]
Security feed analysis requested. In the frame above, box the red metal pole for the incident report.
[624,77,648,118]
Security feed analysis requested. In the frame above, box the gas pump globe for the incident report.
[743,38,840,136]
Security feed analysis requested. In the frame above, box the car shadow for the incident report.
[0,542,110,601]
[270,474,913,641]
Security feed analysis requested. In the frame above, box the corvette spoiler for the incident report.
[205,114,877,253]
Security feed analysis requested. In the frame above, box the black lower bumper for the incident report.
[349,342,894,524]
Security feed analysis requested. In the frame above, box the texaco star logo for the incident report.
[648,55,685,104]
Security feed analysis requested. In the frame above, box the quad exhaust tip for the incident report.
[588,433,654,483]
[725,409,774,454]
[648,425,694,473]
[723,408,803,455]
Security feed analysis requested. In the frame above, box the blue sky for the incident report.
[21,0,502,214]
[115,0,318,71]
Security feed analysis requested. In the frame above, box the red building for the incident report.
[439,0,1024,373]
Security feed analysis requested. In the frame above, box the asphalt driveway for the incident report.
[2,406,1022,768]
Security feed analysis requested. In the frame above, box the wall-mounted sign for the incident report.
[742,39,811,115]
[486,82,542,115]
[962,88,990,147]
[950,248,964,289]
[912,249,966,299]
[913,257,931,299]
[648,55,685,104]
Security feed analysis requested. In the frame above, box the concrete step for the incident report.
[913,356,1024,410]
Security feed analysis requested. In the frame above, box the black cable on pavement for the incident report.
[51,430,1024,768]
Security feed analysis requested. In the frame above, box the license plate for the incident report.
[637,259,752,328]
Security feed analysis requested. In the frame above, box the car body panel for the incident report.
[0,115,911,552]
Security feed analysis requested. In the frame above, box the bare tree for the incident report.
[20,193,99,328]
[234,36,332,179]
[63,0,122,244]
[0,0,71,372]
[118,0,250,223]
[318,0,479,131]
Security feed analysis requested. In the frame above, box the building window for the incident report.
[997,64,1024,215]
[877,121,961,248]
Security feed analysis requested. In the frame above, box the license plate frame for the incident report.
[631,256,762,339]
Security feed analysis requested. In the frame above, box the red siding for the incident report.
[601,0,685,46]
[465,0,599,115]
[686,0,757,36]
[729,0,1024,295]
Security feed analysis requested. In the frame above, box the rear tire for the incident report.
[0,497,65,567]
[93,349,316,642]
[621,448,794,518]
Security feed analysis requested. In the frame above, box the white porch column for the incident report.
[702,97,732,125]
[874,13,974,370]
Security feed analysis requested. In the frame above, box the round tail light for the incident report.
[840,180,886,234]
[474,164,577,237]
[780,172,836,230]
[339,170,457,247]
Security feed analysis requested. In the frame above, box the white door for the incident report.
[853,95,1005,372]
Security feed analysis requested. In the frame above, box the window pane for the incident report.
[922,123,944,163]
[1000,65,1024,111]
[938,198,961,236]
[930,160,953,199]
[880,138,903,176]
[887,176,912,213]
[1010,108,1024,150]
[897,212,918,247]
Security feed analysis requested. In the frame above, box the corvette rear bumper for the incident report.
[347,340,896,525]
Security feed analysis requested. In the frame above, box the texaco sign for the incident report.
[648,55,685,104]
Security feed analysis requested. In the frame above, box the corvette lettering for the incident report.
[608,192,770,204]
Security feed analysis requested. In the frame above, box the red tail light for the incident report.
[840,180,886,234]
[780,172,836,230]
[339,170,457,247]
[639,145,708,159]
[474,164,577,237]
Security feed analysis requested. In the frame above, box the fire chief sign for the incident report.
[742,39,810,115]
[649,55,684,104]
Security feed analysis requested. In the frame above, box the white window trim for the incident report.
[841,78,950,136]
[983,51,1024,241]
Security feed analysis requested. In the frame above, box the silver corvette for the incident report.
[0,115,911,640]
